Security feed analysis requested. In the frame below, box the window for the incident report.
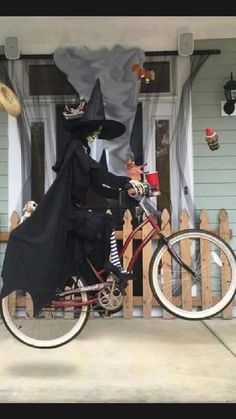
[27,58,175,96]
[140,62,170,94]
[139,56,176,95]
[29,64,77,96]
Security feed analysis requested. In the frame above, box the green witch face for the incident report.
[86,125,103,144]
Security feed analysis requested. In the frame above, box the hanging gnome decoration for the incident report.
[205,128,220,151]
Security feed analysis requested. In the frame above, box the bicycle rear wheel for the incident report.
[1,277,90,348]
[149,229,236,319]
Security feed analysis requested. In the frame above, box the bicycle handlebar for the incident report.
[125,181,160,198]
[122,182,162,219]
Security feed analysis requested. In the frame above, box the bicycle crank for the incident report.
[97,281,124,312]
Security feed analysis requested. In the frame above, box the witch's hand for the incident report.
[125,157,144,181]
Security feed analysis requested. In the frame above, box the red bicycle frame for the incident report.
[119,214,160,272]
[49,187,196,312]
[50,211,161,308]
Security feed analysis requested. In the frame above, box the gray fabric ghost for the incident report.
[53,45,145,175]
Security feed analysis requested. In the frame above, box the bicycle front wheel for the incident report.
[1,277,90,349]
[149,229,236,320]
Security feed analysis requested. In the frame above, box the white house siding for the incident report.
[192,38,236,254]
[0,111,8,278]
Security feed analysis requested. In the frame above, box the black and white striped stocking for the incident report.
[109,229,128,273]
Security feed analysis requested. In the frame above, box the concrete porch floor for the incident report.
[0,317,236,403]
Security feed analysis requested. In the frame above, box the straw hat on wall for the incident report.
[0,82,21,117]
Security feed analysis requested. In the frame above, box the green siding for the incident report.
[192,78,224,93]
[193,118,236,131]
[192,92,224,106]
[194,156,236,170]
[0,150,8,162]
[195,183,236,197]
[0,112,8,124]
[0,162,8,173]
[0,175,8,187]
[0,112,8,276]
[0,188,8,200]
[194,170,236,183]
[193,105,223,118]
[194,144,236,155]
[0,137,8,149]
[0,201,8,213]
[0,123,7,136]
[193,40,236,254]
[0,214,8,229]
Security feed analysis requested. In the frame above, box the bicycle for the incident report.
[1,184,236,349]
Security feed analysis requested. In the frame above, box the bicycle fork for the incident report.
[159,234,197,277]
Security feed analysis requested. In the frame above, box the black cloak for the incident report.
[0,139,130,314]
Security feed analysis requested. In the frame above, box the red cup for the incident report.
[145,171,160,195]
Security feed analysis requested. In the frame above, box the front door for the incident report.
[141,98,177,215]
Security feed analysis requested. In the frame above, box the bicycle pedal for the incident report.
[99,311,113,318]
[93,305,113,318]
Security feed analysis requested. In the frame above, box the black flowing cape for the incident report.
[0,140,105,314]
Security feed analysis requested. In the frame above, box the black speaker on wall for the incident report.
[4,36,20,60]
[178,32,194,57]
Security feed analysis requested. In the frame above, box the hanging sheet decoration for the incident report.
[53,45,145,175]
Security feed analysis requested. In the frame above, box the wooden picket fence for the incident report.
[118,207,234,319]
[0,208,234,319]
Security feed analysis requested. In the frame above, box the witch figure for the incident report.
[0,78,145,314]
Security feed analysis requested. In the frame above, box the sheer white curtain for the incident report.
[7,59,78,208]
[141,55,209,227]
[173,54,210,227]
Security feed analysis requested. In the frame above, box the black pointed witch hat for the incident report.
[63,79,126,140]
